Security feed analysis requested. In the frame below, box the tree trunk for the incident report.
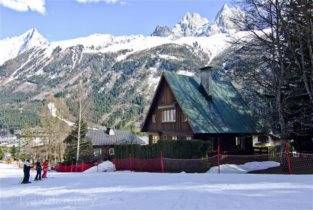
[274,0,287,138]
[76,80,83,163]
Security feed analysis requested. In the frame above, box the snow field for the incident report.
[0,163,312,210]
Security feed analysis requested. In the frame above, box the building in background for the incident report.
[86,128,146,160]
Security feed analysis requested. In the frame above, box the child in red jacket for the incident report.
[42,160,48,178]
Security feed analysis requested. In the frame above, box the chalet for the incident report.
[86,128,146,160]
[141,67,259,154]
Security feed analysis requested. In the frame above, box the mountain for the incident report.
[0,28,49,65]
[0,4,251,130]
[151,26,173,37]
[151,4,246,37]
[214,4,246,33]
[171,12,210,37]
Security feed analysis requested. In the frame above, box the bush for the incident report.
[10,145,17,160]
[0,147,4,160]
[114,140,213,159]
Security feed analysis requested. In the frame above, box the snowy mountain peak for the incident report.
[180,12,209,26]
[172,12,209,37]
[0,28,49,65]
[215,4,245,33]
[220,3,231,12]
[151,4,246,38]
[19,28,49,52]
[23,27,40,37]
[151,25,173,37]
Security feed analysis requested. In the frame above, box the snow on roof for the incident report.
[86,129,146,146]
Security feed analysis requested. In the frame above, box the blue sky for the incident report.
[0,0,233,41]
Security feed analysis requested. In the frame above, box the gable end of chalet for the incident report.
[141,73,194,140]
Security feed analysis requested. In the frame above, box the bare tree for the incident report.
[75,76,92,162]
[227,0,313,139]
[40,95,71,164]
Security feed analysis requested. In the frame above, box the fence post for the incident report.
[129,154,132,171]
[285,143,292,174]
[160,152,164,173]
[217,138,221,174]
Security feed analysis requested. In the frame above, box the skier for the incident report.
[42,160,48,178]
[21,159,31,184]
[34,161,42,181]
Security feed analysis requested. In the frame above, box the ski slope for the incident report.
[0,163,312,210]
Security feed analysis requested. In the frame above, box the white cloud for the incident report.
[0,0,46,14]
[76,0,121,4]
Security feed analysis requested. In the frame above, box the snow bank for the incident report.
[83,161,116,173]
[208,161,280,174]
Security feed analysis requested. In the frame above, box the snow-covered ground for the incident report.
[208,161,281,174]
[0,163,312,210]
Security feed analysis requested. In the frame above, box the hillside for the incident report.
[0,4,252,129]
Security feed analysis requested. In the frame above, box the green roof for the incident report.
[163,71,257,134]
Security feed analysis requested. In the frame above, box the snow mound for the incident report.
[84,161,116,173]
[208,161,280,174]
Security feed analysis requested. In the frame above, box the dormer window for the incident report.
[152,114,156,123]
[162,109,176,122]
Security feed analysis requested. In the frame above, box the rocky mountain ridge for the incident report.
[152,4,245,37]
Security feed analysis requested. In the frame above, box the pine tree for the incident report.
[63,121,94,164]
[10,145,16,160]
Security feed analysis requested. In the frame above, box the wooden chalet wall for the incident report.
[145,77,194,141]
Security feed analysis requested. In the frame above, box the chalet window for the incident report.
[162,109,176,122]
[172,136,177,140]
[182,114,188,122]
[152,114,156,123]
[236,137,245,150]
[186,136,192,140]
[109,148,115,156]
[152,135,159,144]
[94,148,102,157]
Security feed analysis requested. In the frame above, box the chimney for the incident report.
[106,127,115,135]
[199,66,213,97]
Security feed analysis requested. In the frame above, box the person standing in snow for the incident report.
[21,159,31,184]
[34,161,42,181]
[42,160,48,178]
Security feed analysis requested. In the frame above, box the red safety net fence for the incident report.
[274,152,313,174]
[113,157,164,172]
[54,163,94,172]
[113,143,313,174]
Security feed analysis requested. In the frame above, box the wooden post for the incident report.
[129,155,132,171]
[285,143,292,174]
[217,138,221,174]
[160,152,164,173]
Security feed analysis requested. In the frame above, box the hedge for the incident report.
[114,140,213,159]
